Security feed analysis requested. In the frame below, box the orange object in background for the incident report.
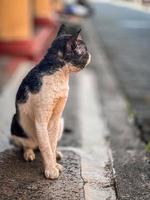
[34,0,58,27]
[34,0,53,18]
[0,0,59,61]
[54,0,64,13]
[33,0,64,18]
[0,0,33,41]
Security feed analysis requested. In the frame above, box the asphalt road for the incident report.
[92,1,150,142]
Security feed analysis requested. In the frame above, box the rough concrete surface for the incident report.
[0,149,84,200]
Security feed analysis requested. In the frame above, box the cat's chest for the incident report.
[18,72,69,117]
[41,73,69,97]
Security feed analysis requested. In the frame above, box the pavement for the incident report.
[0,1,150,199]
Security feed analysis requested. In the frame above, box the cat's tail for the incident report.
[11,114,28,139]
[10,114,38,150]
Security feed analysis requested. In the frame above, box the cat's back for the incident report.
[16,65,42,104]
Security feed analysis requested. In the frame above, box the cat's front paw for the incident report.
[44,167,59,179]
[24,149,35,161]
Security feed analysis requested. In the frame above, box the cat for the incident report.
[10,24,91,179]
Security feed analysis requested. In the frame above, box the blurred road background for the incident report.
[0,0,150,199]
[93,0,150,143]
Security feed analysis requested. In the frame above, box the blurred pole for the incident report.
[54,0,64,13]
[34,0,53,18]
[0,0,33,41]
[34,0,64,18]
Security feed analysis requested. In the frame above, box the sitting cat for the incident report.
[11,24,91,179]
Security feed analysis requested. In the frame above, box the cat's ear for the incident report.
[72,29,82,41]
[57,24,66,37]
[66,29,82,51]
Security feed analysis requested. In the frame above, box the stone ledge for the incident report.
[0,149,84,200]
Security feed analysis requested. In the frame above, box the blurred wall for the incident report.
[0,0,63,42]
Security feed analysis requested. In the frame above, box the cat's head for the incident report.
[51,24,91,72]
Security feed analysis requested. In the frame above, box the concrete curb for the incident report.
[0,149,84,200]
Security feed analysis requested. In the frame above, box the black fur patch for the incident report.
[16,50,65,103]
[11,114,28,138]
